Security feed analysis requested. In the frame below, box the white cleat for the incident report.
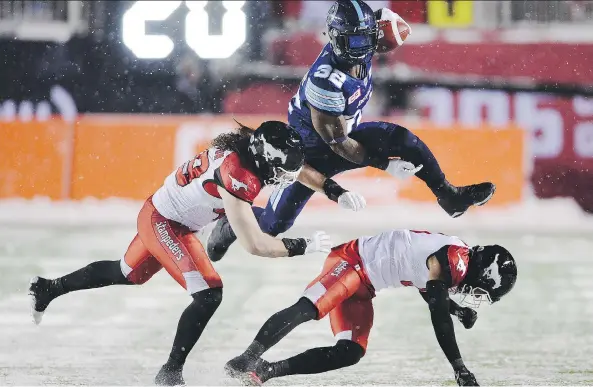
[29,276,46,325]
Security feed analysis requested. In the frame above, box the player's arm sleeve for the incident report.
[419,290,464,316]
[213,154,261,204]
[304,76,345,117]
[425,279,464,367]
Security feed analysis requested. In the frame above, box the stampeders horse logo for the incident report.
[229,174,249,192]
[155,221,185,261]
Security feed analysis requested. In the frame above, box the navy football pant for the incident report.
[253,121,446,236]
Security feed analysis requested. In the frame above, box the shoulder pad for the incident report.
[433,245,470,287]
[215,153,261,203]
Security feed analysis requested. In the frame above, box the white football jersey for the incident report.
[152,148,261,231]
[358,229,470,292]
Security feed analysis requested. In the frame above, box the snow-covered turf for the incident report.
[1,201,592,385]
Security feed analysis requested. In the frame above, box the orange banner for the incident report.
[0,115,525,206]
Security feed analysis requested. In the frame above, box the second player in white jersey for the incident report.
[227,228,517,387]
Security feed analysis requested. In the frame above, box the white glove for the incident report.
[385,159,423,180]
[304,231,332,254]
[338,191,366,212]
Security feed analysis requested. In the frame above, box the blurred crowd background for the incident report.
[1,0,593,213]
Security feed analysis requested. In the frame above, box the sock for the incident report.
[259,340,365,382]
[54,260,133,298]
[166,287,223,368]
[242,297,318,362]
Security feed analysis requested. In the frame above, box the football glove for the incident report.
[385,159,423,180]
[338,191,366,212]
[456,307,478,329]
[455,366,479,386]
[304,231,332,254]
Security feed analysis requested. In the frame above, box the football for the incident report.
[376,9,411,53]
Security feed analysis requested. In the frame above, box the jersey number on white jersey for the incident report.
[176,151,210,187]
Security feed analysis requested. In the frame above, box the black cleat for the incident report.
[224,355,251,378]
[29,276,56,325]
[224,356,269,386]
[206,216,237,262]
[246,358,273,386]
[155,364,185,386]
[437,182,496,218]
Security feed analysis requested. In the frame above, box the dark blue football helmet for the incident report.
[326,0,379,65]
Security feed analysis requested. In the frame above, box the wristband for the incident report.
[323,179,347,203]
[282,238,307,257]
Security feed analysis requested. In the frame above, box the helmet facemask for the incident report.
[329,26,378,65]
[452,284,493,309]
[267,166,303,189]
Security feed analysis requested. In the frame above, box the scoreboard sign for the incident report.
[122,0,246,59]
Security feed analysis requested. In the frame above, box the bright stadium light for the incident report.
[122,1,246,60]
[185,1,246,59]
[122,1,181,59]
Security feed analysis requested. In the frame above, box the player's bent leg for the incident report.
[226,246,366,382]
[156,287,223,386]
[243,287,373,385]
[245,292,375,384]
[28,232,157,325]
[351,122,496,217]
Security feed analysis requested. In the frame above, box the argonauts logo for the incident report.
[155,221,185,261]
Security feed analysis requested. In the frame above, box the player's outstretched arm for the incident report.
[297,164,366,212]
[310,106,389,169]
[426,257,479,386]
[219,187,331,257]
[419,291,478,329]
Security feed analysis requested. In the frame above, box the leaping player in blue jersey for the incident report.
[207,0,495,262]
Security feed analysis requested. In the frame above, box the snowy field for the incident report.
[1,200,593,385]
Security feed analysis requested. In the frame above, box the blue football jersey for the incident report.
[288,43,373,148]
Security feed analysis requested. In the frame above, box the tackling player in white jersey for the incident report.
[226,229,517,386]
[28,121,366,386]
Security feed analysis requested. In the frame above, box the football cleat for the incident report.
[437,182,496,218]
[155,364,185,386]
[206,216,237,262]
[29,276,54,325]
[225,356,269,386]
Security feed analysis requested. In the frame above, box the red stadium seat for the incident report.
[390,0,427,24]
[223,83,298,115]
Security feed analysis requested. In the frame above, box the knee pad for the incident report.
[335,339,365,365]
